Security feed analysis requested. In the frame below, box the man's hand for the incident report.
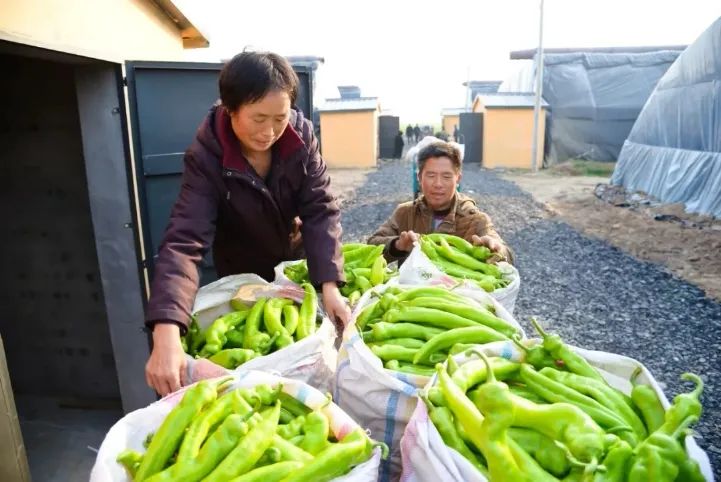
[394,230,420,252]
[321,282,351,327]
[472,234,504,254]
[145,323,187,397]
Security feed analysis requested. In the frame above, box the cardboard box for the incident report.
[0,334,31,482]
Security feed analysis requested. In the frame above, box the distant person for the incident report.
[405,124,414,144]
[413,124,421,142]
[453,125,460,142]
[368,140,512,263]
[394,130,404,158]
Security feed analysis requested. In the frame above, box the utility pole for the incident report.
[531,0,545,172]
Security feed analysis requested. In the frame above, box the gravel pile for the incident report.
[338,159,721,477]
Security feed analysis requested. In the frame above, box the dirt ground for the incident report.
[502,171,721,301]
[328,168,373,205]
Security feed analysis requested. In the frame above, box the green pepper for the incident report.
[448,343,476,355]
[198,310,249,357]
[511,334,562,370]
[505,384,547,404]
[176,388,242,462]
[228,461,304,482]
[369,321,443,341]
[369,344,417,363]
[357,244,384,268]
[270,435,313,463]
[674,458,706,482]
[425,233,474,252]
[355,299,383,330]
[208,348,259,369]
[656,373,703,437]
[348,290,362,305]
[296,283,317,340]
[450,356,520,392]
[540,367,647,442]
[421,394,488,476]
[470,245,492,261]
[384,360,435,377]
[240,384,282,407]
[264,298,294,348]
[383,306,480,329]
[282,304,300,336]
[413,326,509,364]
[224,328,245,349]
[436,238,502,278]
[530,318,606,383]
[135,377,231,481]
[519,364,635,443]
[117,449,143,478]
[189,318,207,355]
[278,392,312,417]
[145,413,250,482]
[509,367,608,467]
[592,439,632,482]
[277,415,306,440]
[279,428,380,482]
[627,415,697,482]
[343,245,377,265]
[630,367,666,434]
[402,297,518,337]
[508,427,570,477]
[368,337,425,349]
[203,402,281,481]
[299,396,331,455]
[244,298,271,351]
[392,286,466,304]
[255,447,282,467]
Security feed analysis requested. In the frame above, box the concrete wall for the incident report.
[0,0,184,62]
[483,108,546,169]
[442,115,460,135]
[0,54,120,399]
[319,110,378,168]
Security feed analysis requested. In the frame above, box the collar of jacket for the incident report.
[214,107,306,172]
[415,193,464,220]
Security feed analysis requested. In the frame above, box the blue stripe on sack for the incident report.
[393,372,418,397]
[380,390,400,482]
[334,359,351,405]
[296,384,310,404]
[501,342,513,360]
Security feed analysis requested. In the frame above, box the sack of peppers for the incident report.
[397,234,521,314]
[334,283,522,480]
[400,318,713,482]
[277,243,398,305]
[181,274,337,392]
[91,372,387,482]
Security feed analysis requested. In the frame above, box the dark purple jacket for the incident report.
[145,105,343,329]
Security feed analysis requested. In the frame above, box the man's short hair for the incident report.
[418,141,462,173]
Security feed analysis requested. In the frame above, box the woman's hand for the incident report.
[321,282,351,327]
[145,323,187,396]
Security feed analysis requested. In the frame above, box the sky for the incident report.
[174,0,721,124]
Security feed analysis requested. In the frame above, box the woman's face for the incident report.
[229,90,291,153]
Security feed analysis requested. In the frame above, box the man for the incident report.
[368,141,513,263]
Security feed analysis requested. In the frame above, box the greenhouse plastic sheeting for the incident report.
[612,17,721,218]
[500,51,681,164]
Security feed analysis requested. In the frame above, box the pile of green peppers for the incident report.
[420,233,510,292]
[183,284,319,369]
[358,286,521,377]
[284,243,397,305]
[422,320,706,482]
[117,379,387,482]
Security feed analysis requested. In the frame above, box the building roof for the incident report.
[152,0,209,48]
[318,97,379,112]
[441,107,468,116]
[476,93,549,109]
[510,45,687,59]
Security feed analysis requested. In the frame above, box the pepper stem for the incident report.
[554,441,606,475]
[510,333,530,354]
[468,349,496,384]
[671,415,698,440]
[681,373,704,399]
[630,366,644,387]
[373,441,390,459]
[530,316,549,340]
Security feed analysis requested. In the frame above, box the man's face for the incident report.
[419,156,461,210]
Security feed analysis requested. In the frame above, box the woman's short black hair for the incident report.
[418,141,462,173]
[219,51,299,111]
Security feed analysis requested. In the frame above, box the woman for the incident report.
[145,51,349,396]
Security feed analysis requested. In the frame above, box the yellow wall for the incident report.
[320,110,378,168]
[442,115,460,135]
[483,108,545,169]
[0,0,185,62]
